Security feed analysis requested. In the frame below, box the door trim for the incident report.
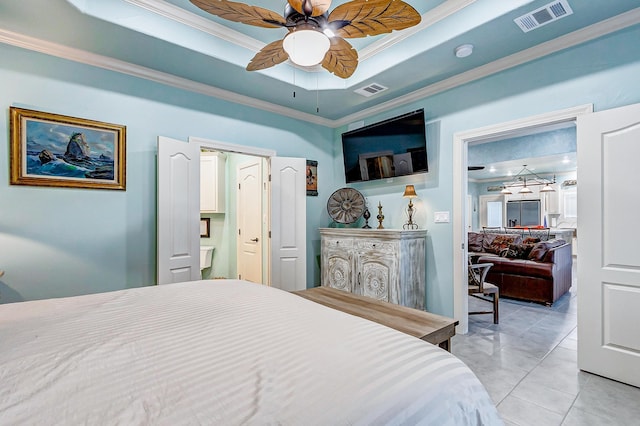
[452,104,593,334]
[189,137,276,158]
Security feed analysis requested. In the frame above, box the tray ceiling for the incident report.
[0,0,639,125]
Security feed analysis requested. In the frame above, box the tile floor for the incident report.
[451,260,640,425]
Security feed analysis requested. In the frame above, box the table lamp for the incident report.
[403,185,418,229]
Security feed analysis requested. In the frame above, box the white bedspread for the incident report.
[0,280,502,425]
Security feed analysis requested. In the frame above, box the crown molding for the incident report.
[1,7,638,128]
[333,7,640,128]
[0,29,333,127]
[124,0,264,51]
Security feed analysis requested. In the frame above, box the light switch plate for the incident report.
[434,211,450,223]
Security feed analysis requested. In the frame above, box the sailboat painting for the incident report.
[10,107,126,190]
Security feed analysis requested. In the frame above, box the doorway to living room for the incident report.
[452,104,592,334]
[467,125,578,236]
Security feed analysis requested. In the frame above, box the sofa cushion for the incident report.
[485,234,522,255]
[528,239,567,261]
[480,257,554,280]
[502,243,536,259]
[523,237,540,244]
[468,232,484,252]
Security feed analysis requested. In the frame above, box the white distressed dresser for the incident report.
[319,228,426,310]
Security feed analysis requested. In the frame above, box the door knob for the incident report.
[250,238,259,242]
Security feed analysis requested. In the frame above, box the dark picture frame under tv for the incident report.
[341,109,428,184]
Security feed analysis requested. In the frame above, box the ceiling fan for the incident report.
[190,0,421,78]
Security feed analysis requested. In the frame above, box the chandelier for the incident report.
[500,165,556,195]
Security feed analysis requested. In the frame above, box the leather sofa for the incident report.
[468,231,573,305]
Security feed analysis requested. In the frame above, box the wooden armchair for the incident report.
[468,262,499,324]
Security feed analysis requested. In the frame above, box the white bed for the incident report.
[0,279,502,425]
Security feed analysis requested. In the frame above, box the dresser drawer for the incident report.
[323,238,354,250]
[355,240,396,253]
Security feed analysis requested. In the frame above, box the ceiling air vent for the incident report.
[354,83,388,97]
[514,0,573,33]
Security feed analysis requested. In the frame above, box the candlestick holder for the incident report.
[362,205,371,229]
[376,201,385,229]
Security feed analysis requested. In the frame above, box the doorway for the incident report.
[191,137,308,290]
[197,143,272,285]
[452,104,592,334]
[200,150,268,283]
[157,136,307,290]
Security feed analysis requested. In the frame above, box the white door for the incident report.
[466,195,472,232]
[479,195,504,228]
[237,160,263,283]
[577,102,640,387]
[157,136,200,284]
[270,157,307,291]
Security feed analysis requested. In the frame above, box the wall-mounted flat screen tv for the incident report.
[341,109,428,184]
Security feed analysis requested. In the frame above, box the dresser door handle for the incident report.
[250,238,259,242]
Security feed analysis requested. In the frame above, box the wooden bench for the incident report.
[292,286,459,352]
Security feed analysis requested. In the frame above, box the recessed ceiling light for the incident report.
[454,44,474,58]
[489,166,496,173]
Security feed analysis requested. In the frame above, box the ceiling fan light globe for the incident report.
[283,30,330,67]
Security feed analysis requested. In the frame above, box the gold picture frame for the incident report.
[10,107,126,190]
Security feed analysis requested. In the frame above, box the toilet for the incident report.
[200,245,214,274]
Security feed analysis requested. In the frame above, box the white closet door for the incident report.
[270,157,306,291]
[157,136,200,285]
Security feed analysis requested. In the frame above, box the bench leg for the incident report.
[438,339,451,352]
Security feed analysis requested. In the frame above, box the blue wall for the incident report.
[0,43,336,302]
[468,127,576,166]
[2,24,640,318]
[333,25,640,316]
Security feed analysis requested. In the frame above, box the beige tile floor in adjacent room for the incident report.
[452,261,640,426]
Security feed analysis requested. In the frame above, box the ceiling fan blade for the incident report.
[246,39,289,71]
[321,37,358,79]
[328,0,421,38]
[190,0,286,28]
[288,0,332,17]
